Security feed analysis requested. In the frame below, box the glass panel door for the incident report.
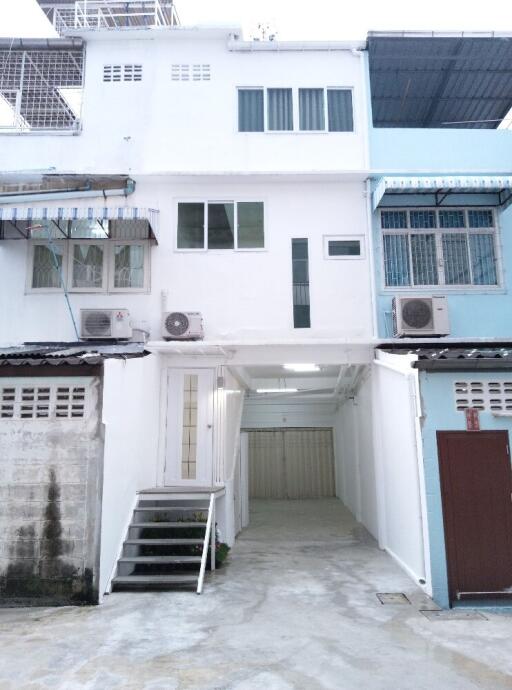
[164,369,214,485]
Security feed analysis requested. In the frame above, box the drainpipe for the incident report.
[0,179,136,204]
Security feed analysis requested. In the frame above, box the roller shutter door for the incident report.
[248,428,335,499]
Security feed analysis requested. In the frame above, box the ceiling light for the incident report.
[283,364,320,373]
[256,388,299,394]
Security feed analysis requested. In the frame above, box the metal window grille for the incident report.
[0,384,87,420]
[0,48,84,131]
[454,381,512,412]
[382,208,498,287]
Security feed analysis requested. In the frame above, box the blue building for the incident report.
[368,33,512,608]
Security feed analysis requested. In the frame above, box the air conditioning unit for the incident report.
[162,311,204,340]
[80,309,132,340]
[392,296,450,337]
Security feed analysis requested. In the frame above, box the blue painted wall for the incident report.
[373,203,512,339]
[418,370,512,608]
[371,129,512,174]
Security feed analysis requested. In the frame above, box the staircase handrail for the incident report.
[197,492,215,594]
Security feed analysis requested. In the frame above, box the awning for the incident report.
[373,175,512,211]
[0,206,159,240]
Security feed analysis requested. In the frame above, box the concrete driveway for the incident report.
[1,499,511,689]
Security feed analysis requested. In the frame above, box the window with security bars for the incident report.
[103,64,143,82]
[0,384,87,420]
[381,208,499,288]
[0,48,84,131]
[454,381,512,412]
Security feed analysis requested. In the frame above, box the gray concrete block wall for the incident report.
[0,375,104,606]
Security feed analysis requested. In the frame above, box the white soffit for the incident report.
[372,176,512,211]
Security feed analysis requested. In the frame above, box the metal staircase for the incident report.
[111,488,223,594]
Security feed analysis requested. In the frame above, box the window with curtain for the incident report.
[327,89,353,132]
[32,244,63,289]
[381,208,499,288]
[238,89,264,132]
[208,203,235,249]
[71,243,104,289]
[267,88,293,131]
[113,244,145,288]
[299,89,325,131]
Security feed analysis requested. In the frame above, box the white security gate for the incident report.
[248,428,335,499]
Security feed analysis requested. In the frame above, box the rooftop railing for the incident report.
[38,1,180,33]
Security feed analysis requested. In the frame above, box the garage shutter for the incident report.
[249,428,335,499]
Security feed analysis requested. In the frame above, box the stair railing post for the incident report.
[197,492,215,594]
[211,497,216,571]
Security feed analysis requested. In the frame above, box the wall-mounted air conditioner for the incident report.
[392,296,450,337]
[162,311,204,340]
[80,309,132,340]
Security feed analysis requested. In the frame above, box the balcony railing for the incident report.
[38,1,180,34]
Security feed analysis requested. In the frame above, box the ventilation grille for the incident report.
[171,64,211,81]
[0,385,88,420]
[454,381,512,412]
[103,64,143,82]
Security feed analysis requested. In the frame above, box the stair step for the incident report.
[113,575,198,585]
[119,555,202,564]
[134,506,208,512]
[130,522,207,528]
[124,538,204,545]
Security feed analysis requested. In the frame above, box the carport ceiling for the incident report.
[236,364,365,400]
[368,33,512,129]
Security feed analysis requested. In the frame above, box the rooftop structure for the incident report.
[37,0,180,34]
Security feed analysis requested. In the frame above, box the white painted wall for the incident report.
[333,370,378,538]
[0,30,368,175]
[0,178,372,344]
[372,356,426,586]
[99,353,161,597]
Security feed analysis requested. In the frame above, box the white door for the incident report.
[164,369,214,486]
[249,428,335,499]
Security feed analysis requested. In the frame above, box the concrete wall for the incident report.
[373,203,512,339]
[0,372,103,605]
[372,356,427,588]
[418,369,512,608]
[0,178,373,344]
[333,370,378,538]
[99,354,161,597]
[0,30,368,175]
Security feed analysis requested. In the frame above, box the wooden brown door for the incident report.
[437,431,512,603]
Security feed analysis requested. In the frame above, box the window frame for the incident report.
[175,199,266,252]
[26,239,150,294]
[323,234,365,260]
[380,207,502,292]
[236,86,355,134]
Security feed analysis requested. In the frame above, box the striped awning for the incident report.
[373,176,512,211]
[0,206,159,239]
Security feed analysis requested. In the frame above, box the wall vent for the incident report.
[171,64,211,81]
[454,381,512,412]
[103,64,143,82]
[0,384,88,420]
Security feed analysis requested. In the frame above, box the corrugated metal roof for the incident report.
[0,342,148,366]
[368,35,512,129]
[379,345,512,370]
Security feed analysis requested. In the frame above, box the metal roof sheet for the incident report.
[379,345,512,370]
[368,35,512,129]
[0,342,148,366]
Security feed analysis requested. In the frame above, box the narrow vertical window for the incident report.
[299,88,325,131]
[182,374,198,480]
[32,244,63,289]
[327,89,353,132]
[238,89,264,132]
[268,88,293,131]
[292,239,310,328]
